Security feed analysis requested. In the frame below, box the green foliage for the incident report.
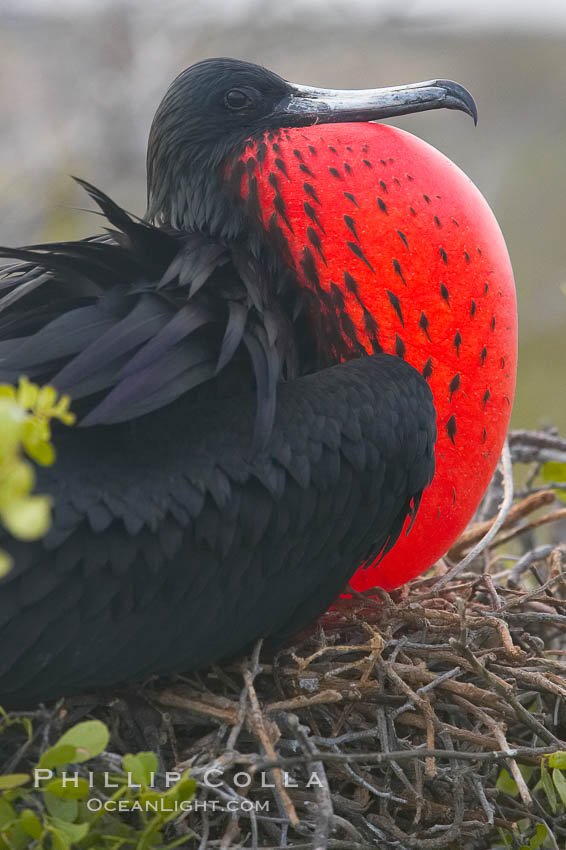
[522,823,550,850]
[39,721,110,768]
[0,719,195,849]
[0,378,75,576]
[539,461,566,504]
[495,752,566,848]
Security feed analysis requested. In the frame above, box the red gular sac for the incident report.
[234,123,517,590]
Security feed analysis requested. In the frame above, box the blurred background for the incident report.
[1,0,565,431]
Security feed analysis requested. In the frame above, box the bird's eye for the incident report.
[224,88,254,111]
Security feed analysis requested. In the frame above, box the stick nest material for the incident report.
[2,428,566,849]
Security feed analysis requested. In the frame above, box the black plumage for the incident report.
[0,59,438,706]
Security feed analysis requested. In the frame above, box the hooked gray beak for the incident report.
[278,79,477,126]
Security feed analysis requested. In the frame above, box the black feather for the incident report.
[0,181,300,436]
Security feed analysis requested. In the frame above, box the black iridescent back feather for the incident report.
[0,180,302,444]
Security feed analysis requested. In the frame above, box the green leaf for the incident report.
[518,764,536,783]
[26,439,55,467]
[138,791,162,808]
[53,818,89,841]
[540,765,558,814]
[1,495,51,540]
[552,768,566,807]
[0,798,16,827]
[496,767,519,796]
[0,551,12,579]
[540,462,566,503]
[529,823,548,850]
[0,714,32,741]
[19,809,42,840]
[38,744,78,770]
[0,398,25,457]
[52,720,109,763]
[548,751,566,769]
[43,790,78,823]
[0,774,29,790]
[49,818,89,850]
[47,827,70,850]
[0,821,31,850]
[123,751,158,787]
[166,774,196,804]
[497,828,513,848]
[45,777,90,800]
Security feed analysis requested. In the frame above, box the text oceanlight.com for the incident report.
[86,799,270,813]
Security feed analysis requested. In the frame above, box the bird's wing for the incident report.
[0,181,297,440]
[0,353,435,704]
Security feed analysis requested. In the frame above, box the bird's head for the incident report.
[146,57,476,230]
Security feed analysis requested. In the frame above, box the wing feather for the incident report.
[0,181,301,437]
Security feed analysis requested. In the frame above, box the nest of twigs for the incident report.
[2,429,566,849]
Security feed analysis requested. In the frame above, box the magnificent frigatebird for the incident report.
[0,59,512,706]
[230,77,517,592]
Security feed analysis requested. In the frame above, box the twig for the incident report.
[383,663,437,777]
[494,507,566,548]
[243,644,300,828]
[507,545,557,585]
[436,438,514,587]
[255,745,562,772]
[508,429,566,464]
[452,640,562,746]
[448,491,555,561]
[285,714,333,850]
[498,565,566,611]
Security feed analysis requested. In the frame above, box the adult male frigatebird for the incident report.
[0,59,514,706]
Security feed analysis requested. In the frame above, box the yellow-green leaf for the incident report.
[20,809,42,840]
[548,751,566,770]
[540,462,566,503]
[38,744,77,770]
[552,768,566,807]
[0,774,30,790]
[123,751,158,787]
[16,378,38,410]
[528,823,548,850]
[166,773,196,804]
[0,798,16,826]
[1,495,51,540]
[0,551,12,578]
[1,459,34,497]
[23,438,55,467]
[53,721,109,763]
[46,777,90,800]
[138,791,162,808]
[0,399,25,458]
[540,765,558,814]
[496,768,519,796]
[36,386,57,410]
[43,791,78,823]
